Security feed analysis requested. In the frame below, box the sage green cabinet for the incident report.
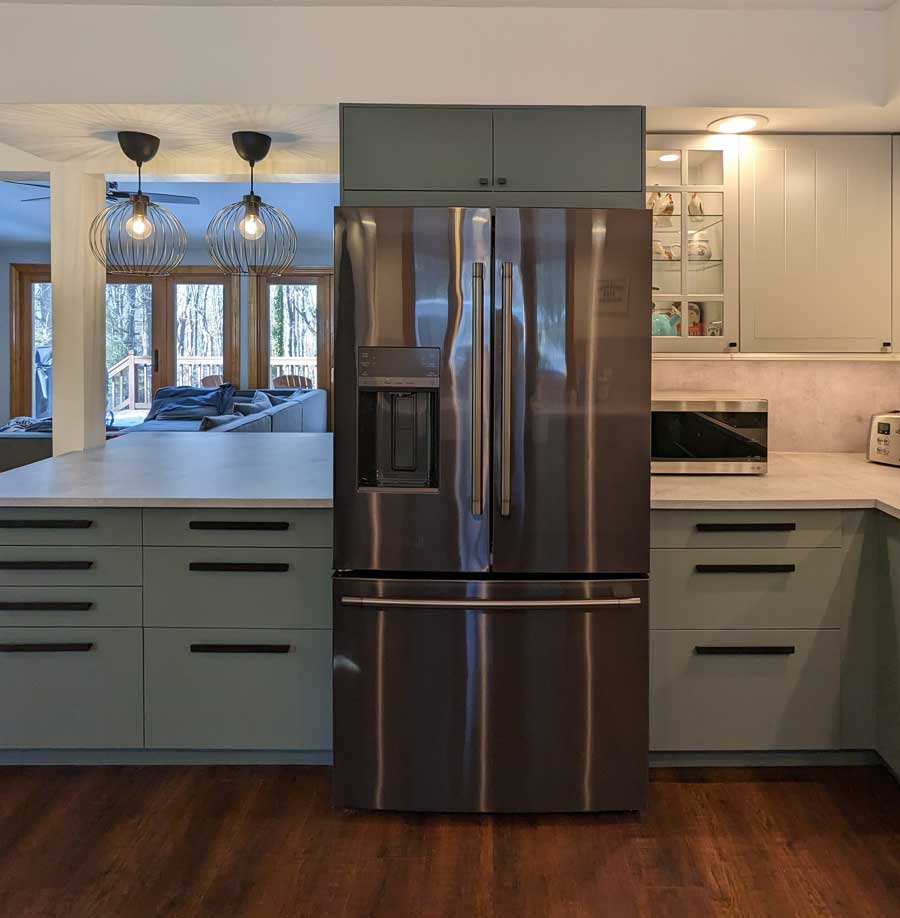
[340,104,645,207]
[880,514,900,775]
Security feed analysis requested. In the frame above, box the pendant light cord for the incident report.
[249,162,255,196]
[137,163,142,195]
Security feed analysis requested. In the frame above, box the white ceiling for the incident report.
[1,0,890,7]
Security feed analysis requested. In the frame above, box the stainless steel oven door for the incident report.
[333,575,648,813]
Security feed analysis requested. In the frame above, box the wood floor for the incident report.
[1,765,899,918]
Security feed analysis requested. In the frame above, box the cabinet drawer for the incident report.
[0,508,141,546]
[0,587,141,627]
[651,510,842,549]
[143,547,331,628]
[143,508,332,548]
[650,547,843,630]
[144,628,332,750]
[0,627,143,748]
[0,547,141,586]
[650,629,841,751]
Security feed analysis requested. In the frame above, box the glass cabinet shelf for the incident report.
[647,140,737,352]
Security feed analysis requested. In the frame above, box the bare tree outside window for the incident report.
[175,283,225,387]
[106,283,153,418]
[270,283,318,386]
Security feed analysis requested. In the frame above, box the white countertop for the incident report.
[651,452,900,520]
[0,438,899,518]
[0,432,333,508]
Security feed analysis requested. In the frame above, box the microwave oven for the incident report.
[651,394,768,475]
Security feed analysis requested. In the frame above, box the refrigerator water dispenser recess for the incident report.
[357,347,440,490]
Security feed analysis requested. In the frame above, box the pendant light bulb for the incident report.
[239,210,266,241]
[124,195,153,240]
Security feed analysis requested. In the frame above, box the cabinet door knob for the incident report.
[478,177,490,186]
[496,177,508,186]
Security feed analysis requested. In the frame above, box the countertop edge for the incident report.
[0,497,335,509]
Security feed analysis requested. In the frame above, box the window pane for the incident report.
[686,301,725,338]
[646,150,681,186]
[31,282,52,418]
[174,283,225,387]
[269,283,318,388]
[106,283,153,426]
[652,302,683,338]
[687,149,724,185]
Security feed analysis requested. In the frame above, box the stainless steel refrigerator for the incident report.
[333,206,651,813]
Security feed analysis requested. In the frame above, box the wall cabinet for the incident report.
[739,134,893,353]
[647,134,739,353]
[341,104,645,208]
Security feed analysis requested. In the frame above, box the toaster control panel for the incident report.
[868,414,900,467]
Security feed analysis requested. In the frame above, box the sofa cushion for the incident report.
[199,413,242,430]
[146,384,235,420]
[211,413,272,433]
[233,390,272,416]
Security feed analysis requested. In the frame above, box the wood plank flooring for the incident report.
[0,765,898,917]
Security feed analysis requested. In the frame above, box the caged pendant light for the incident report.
[206,132,297,276]
[89,132,187,276]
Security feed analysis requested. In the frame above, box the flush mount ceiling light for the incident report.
[88,131,187,276]
[658,153,680,163]
[206,131,297,276]
[707,114,769,134]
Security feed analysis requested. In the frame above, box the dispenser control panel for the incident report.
[358,347,440,389]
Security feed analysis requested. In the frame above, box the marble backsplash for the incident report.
[652,360,900,453]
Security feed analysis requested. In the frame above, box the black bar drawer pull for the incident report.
[190,643,291,654]
[0,601,93,612]
[695,564,796,574]
[0,642,94,653]
[188,562,289,573]
[695,645,795,656]
[0,519,93,530]
[0,561,93,571]
[696,522,796,533]
[188,521,290,532]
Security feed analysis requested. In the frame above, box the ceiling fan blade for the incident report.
[4,180,50,190]
[146,192,201,206]
[21,195,51,203]
[106,190,200,205]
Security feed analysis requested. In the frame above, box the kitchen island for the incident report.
[0,441,896,780]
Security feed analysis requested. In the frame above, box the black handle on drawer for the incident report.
[0,601,93,612]
[188,521,290,532]
[0,519,93,530]
[695,645,795,656]
[188,562,289,573]
[695,522,796,533]
[0,642,94,653]
[190,643,291,654]
[695,564,796,574]
[0,561,93,571]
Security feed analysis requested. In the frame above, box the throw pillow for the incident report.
[146,383,235,420]
[199,413,240,431]
[232,390,272,415]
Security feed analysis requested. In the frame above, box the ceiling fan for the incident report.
[2,179,199,206]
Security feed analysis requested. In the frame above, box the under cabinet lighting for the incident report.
[658,153,680,163]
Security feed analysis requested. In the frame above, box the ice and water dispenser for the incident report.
[357,347,440,490]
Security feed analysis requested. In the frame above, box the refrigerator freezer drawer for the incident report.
[333,576,648,813]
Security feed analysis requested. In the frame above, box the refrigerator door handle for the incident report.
[500,261,513,517]
[341,596,642,609]
[472,262,485,516]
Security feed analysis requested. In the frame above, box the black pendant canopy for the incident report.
[88,131,187,276]
[206,131,297,277]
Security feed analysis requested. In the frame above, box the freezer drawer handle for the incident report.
[0,601,93,612]
[500,261,513,517]
[0,642,94,653]
[188,521,290,532]
[0,519,93,530]
[695,564,796,574]
[190,643,291,654]
[695,645,795,656]
[471,262,485,517]
[695,522,796,533]
[0,561,93,571]
[188,562,290,573]
[341,596,641,609]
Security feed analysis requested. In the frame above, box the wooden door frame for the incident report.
[9,263,51,418]
[165,267,240,387]
[9,264,240,419]
[249,267,334,406]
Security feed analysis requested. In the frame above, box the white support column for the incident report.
[50,162,107,455]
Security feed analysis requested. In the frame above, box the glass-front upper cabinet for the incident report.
[646,134,738,353]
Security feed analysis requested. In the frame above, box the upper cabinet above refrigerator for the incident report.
[647,134,739,354]
[341,104,645,208]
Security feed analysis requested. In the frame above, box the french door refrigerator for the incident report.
[333,206,651,813]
